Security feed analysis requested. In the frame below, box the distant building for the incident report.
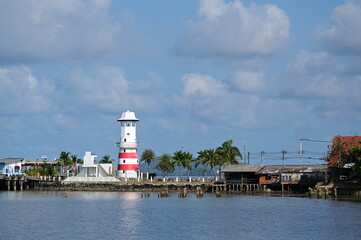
[0,158,24,174]
[22,161,59,174]
[221,164,328,191]
[64,152,119,182]
[221,165,263,184]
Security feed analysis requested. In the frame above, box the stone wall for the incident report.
[33,181,213,192]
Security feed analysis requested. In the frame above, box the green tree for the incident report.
[56,151,72,167]
[70,154,81,176]
[350,145,361,177]
[100,155,114,163]
[216,140,242,165]
[183,152,193,179]
[39,165,55,176]
[173,150,186,179]
[156,154,175,177]
[216,140,242,180]
[55,151,72,176]
[197,149,221,178]
[140,149,156,178]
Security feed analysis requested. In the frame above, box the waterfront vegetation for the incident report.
[148,140,242,179]
[99,155,114,163]
[327,136,361,181]
[140,149,156,177]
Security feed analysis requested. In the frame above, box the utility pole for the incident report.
[261,151,264,165]
[282,150,287,165]
[299,138,306,165]
[299,138,332,165]
[244,145,246,164]
[248,152,250,165]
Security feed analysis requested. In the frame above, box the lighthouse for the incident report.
[116,110,140,179]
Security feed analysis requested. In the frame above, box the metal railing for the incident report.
[116,142,140,149]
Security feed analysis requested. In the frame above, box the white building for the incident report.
[116,110,140,179]
[0,158,24,174]
[64,152,119,182]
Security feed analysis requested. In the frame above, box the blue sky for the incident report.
[1,0,360,165]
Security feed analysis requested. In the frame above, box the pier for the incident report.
[0,175,59,191]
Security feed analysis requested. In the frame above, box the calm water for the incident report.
[1,191,361,240]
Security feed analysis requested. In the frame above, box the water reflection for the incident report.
[118,192,141,238]
[118,192,141,200]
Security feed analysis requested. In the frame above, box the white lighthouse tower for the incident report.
[116,110,140,179]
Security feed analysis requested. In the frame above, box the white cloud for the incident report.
[0,66,56,114]
[316,0,361,54]
[62,66,160,112]
[0,0,135,62]
[229,70,264,92]
[174,73,263,129]
[182,73,226,96]
[275,51,360,100]
[175,0,290,59]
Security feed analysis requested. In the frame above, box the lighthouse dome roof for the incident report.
[117,110,139,121]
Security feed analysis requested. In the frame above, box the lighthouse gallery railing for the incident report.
[116,142,140,149]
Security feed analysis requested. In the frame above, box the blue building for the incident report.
[0,158,24,174]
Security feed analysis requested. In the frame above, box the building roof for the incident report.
[257,164,328,174]
[23,162,57,165]
[0,158,24,163]
[220,164,328,174]
[220,165,264,173]
[117,110,139,121]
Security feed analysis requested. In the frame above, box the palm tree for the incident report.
[216,140,242,165]
[100,155,114,163]
[216,140,242,179]
[156,154,175,177]
[183,152,193,179]
[56,151,72,166]
[197,149,221,178]
[56,151,72,176]
[70,154,80,175]
[140,149,156,178]
[173,150,185,179]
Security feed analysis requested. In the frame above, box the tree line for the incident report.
[141,139,242,179]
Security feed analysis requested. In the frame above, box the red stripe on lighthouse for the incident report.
[118,152,138,159]
[118,164,140,171]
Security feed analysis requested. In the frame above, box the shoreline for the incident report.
[33,181,214,193]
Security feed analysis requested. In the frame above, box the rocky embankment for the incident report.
[34,181,213,192]
[309,182,361,198]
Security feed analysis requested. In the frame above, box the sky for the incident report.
[0,0,360,165]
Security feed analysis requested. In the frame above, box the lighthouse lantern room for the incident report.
[116,110,140,179]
